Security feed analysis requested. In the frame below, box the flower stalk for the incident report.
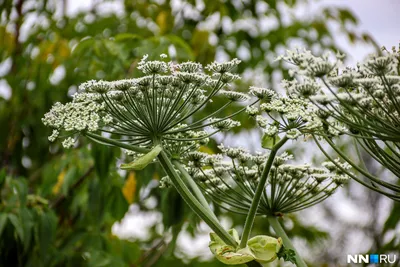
[240,136,288,248]
[173,160,214,213]
[85,132,150,153]
[157,149,237,246]
[267,216,308,267]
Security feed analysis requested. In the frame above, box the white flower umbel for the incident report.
[186,148,348,215]
[43,55,264,251]
[43,55,256,156]
[247,90,334,140]
[279,45,400,201]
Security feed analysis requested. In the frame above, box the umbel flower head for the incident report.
[278,45,400,201]
[277,46,400,141]
[43,55,255,159]
[185,148,350,215]
[247,85,344,142]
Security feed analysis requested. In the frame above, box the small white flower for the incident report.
[264,124,278,136]
[219,90,250,102]
[286,128,301,139]
[205,58,241,73]
[209,118,241,131]
[62,137,75,148]
[246,106,259,116]
[249,86,276,100]
[48,129,59,142]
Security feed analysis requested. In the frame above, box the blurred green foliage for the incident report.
[1,0,395,266]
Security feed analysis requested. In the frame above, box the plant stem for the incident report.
[240,136,288,248]
[267,216,308,267]
[168,157,263,267]
[158,150,237,246]
[173,161,215,216]
[85,132,150,153]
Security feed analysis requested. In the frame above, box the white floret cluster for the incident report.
[183,146,350,215]
[277,46,400,139]
[247,86,342,139]
[42,93,113,148]
[43,55,250,153]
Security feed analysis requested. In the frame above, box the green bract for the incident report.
[209,229,283,265]
[120,145,163,170]
[247,235,283,263]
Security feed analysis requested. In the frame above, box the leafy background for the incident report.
[0,0,398,266]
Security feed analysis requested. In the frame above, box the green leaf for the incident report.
[19,207,34,251]
[38,211,57,257]
[120,145,162,170]
[114,33,141,42]
[72,37,95,55]
[383,203,400,232]
[0,168,6,188]
[261,134,281,150]
[8,213,24,242]
[61,166,78,196]
[12,178,28,206]
[109,239,141,263]
[108,186,129,221]
[91,143,114,181]
[88,179,104,223]
[0,213,8,238]
[277,246,297,265]
[162,188,184,228]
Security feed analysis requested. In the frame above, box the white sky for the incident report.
[317,0,400,62]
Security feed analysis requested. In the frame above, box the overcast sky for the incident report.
[316,0,399,62]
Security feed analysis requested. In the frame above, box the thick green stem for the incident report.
[267,216,308,267]
[240,136,288,248]
[170,157,263,267]
[158,150,237,246]
[173,161,215,216]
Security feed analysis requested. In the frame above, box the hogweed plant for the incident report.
[279,44,400,201]
[178,87,350,266]
[43,55,349,267]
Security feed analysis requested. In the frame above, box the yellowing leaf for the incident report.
[198,146,214,154]
[122,172,136,204]
[52,170,65,194]
[156,11,168,35]
[153,172,160,180]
